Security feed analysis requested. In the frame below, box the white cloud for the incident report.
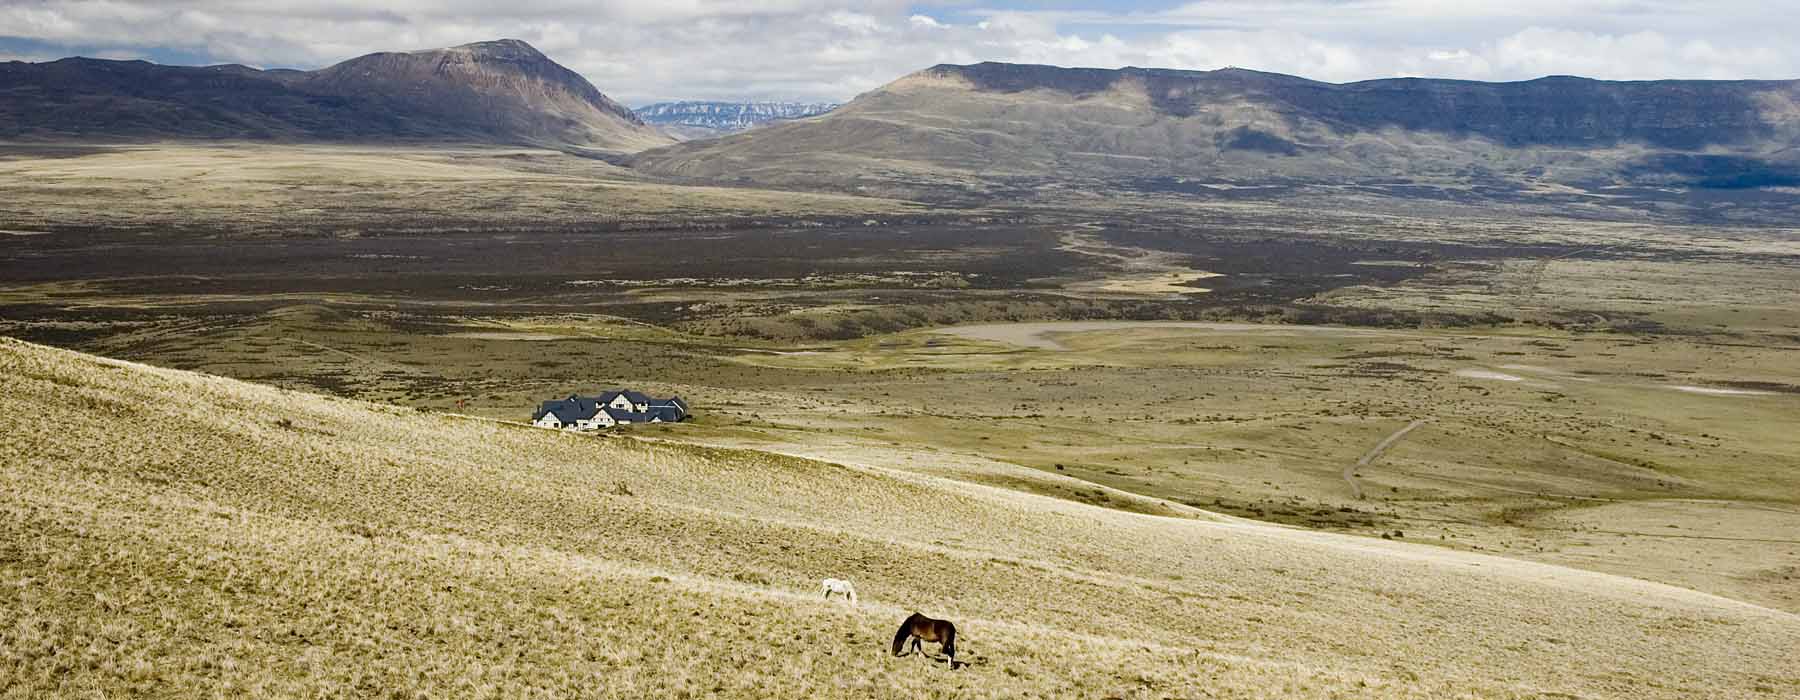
[0,1,1795,103]
[1481,27,1788,80]
[0,50,57,62]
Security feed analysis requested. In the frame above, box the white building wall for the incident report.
[575,414,616,430]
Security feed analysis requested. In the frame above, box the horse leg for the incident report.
[911,638,923,657]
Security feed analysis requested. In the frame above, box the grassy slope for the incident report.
[2,337,1796,698]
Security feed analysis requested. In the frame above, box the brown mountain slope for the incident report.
[0,40,670,153]
[3,337,1798,697]
[299,39,669,153]
[630,62,1800,197]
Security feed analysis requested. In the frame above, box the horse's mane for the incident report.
[891,613,921,655]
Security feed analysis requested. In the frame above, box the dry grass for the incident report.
[679,319,1800,613]
[0,143,926,235]
[1314,257,1800,340]
[3,337,1798,698]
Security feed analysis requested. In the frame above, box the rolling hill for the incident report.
[0,39,670,153]
[630,62,1800,197]
[2,336,1796,697]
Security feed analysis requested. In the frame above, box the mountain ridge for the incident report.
[0,39,671,153]
[631,60,1800,198]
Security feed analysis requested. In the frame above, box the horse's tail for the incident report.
[942,621,957,660]
[891,614,915,656]
[847,585,858,607]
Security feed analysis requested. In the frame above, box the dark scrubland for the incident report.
[0,217,1539,344]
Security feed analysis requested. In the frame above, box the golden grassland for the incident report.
[0,143,927,234]
[670,321,1800,613]
[3,337,1799,698]
[21,292,1796,615]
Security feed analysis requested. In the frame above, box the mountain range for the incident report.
[0,39,669,153]
[634,101,838,140]
[631,62,1800,196]
[5,41,1798,200]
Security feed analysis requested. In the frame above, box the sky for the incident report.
[2,1,1797,105]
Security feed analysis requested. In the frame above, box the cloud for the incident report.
[1481,27,1788,80]
[0,1,1795,103]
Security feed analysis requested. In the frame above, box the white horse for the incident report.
[820,578,858,606]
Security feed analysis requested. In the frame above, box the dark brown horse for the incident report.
[891,612,956,664]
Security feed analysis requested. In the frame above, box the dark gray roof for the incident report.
[603,407,654,422]
[536,389,688,424]
[533,395,600,423]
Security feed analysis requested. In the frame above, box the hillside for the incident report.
[0,40,670,153]
[635,101,839,140]
[2,336,1796,697]
[630,62,1800,197]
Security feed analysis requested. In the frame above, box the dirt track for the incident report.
[1346,419,1427,500]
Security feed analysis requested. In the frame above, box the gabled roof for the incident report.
[536,389,688,425]
[533,395,601,423]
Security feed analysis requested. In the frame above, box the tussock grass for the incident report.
[2,337,1796,698]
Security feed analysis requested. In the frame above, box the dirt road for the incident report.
[1346,419,1427,500]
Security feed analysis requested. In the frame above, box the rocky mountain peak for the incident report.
[442,38,547,60]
